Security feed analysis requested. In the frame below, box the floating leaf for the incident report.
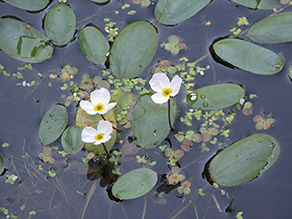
[90,0,110,4]
[112,168,158,200]
[78,25,110,65]
[206,134,280,186]
[61,126,84,154]
[110,21,157,79]
[187,84,245,110]
[0,18,53,63]
[0,152,4,175]
[154,0,210,25]
[212,38,284,75]
[131,95,177,149]
[230,0,282,9]
[248,12,292,44]
[3,0,50,11]
[44,4,76,46]
[39,105,68,146]
[75,107,117,155]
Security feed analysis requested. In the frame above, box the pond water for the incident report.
[1,0,292,218]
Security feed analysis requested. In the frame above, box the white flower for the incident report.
[80,88,117,115]
[81,120,113,145]
[149,73,182,104]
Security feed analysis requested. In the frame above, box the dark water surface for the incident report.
[1,0,292,218]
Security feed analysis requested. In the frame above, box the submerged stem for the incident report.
[102,143,110,157]
[168,99,174,131]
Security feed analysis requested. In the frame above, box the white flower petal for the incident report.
[80,100,96,115]
[151,92,169,104]
[90,88,111,105]
[97,120,113,136]
[100,102,117,114]
[149,73,170,93]
[169,75,182,97]
[93,135,111,145]
[81,127,98,143]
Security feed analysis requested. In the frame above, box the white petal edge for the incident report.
[151,92,169,104]
[97,120,113,136]
[93,135,111,145]
[90,88,111,105]
[81,127,98,143]
[100,102,117,114]
[80,100,97,115]
[149,73,170,93]
[169,75,183,97]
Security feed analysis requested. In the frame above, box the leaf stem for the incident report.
[101,114,122,131]
[168,99,174,131]
[102,143,110,157]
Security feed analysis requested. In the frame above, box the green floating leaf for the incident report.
[78,25,110,65]
[207,134,280,186]
[61,126,84,154]
[0,152,4,175]
[248,12,292,44]
[230,0,282,10]
[112,168,158,200]
[110,21,157,79]
[90,0,110,4]
[44,4,76,46]
[0,18,53,63]
[187,84,245,110]
[212,38,284,75]
[39,105,68,146]
[131,95,177,149]
[155,0,210,25]
[75,107,117,155]
[3,0,50,11]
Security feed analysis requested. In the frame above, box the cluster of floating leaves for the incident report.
[160,35,186,56]
[38,146,56,165]
[163,148,184,166]
[131,0,151,7]
[253,114,275,130]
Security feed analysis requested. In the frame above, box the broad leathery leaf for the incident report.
[112,168,158,200]
[44,4,76,46]
[75,107,117,155]
[39,105,68,145]
[61,126,84,154]
[110,21,157,79]
[0,152,4,175]
[187,84,245,110]
[0,18,53,63]
[230,0,282,9]
[131,95,177,149]
[155,0,210,25]
[212,38,284,75]
[78,25,110,65]
[207,134,280,186]
[3,0,50,11]
[248,12,292,44]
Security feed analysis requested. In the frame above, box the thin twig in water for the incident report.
[81,181,97,219]
[141,196,147,219]
[192,202,199,219]
[171,200,192,219]
[212,195,222,213]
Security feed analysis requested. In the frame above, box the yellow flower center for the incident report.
[93,103,105,112]
[95,133,105,141]
[162,88,173,97]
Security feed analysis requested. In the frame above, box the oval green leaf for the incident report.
[207,134,280,186]
[3,0,50,11]
[44,4,76,46]
[0,18,53,63]
[212,38,284,75]
[230,0,282,10]
[112,168,158,200]
[187,84,245,110]
[39,105,68,145]
[155,0,210,25]
[110,21,157,79]
[131,95,177,149]
[61,126,84,154]
[91,0,110,4]
[75,107,117,155]
[78,26,110,65]
[0,152,4,175]
[248,12,292,44]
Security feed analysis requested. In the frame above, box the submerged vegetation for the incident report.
[1,0,292,218]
